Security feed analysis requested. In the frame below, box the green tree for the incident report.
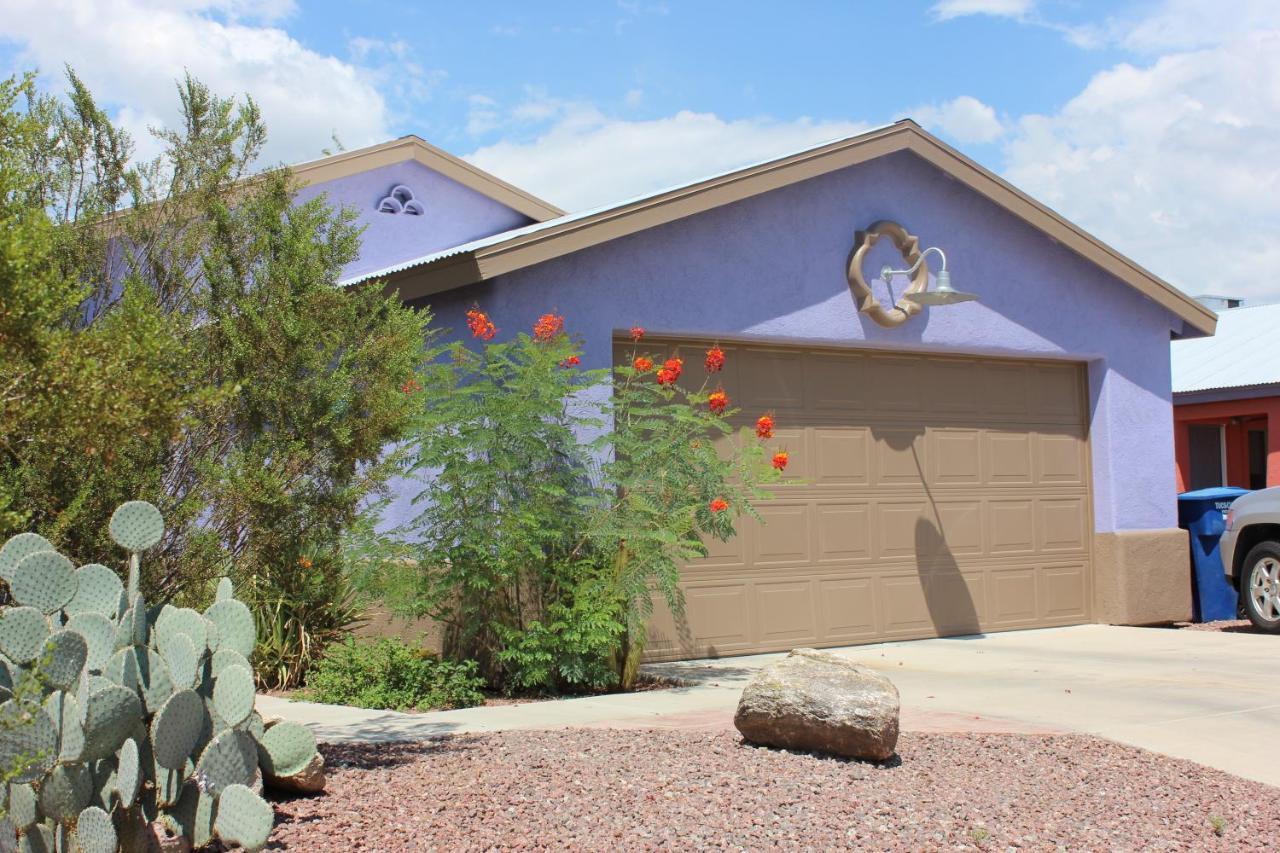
[1,70,431,686]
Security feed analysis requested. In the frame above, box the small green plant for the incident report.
[969,826,990,846]
[1208,815,1227,837]
[301,638,486,711]
[0,500,321,851]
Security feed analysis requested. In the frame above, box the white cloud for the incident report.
[930,0,1034,22]
[1002,5,1280,302]
[0,0,392,167]
[465,102,869,211]
[906,95,1004,144]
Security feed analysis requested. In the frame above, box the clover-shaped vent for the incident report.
[377,184,424,215]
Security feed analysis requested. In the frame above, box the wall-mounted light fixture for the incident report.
[881,246,977,306]
[847,220,977,327]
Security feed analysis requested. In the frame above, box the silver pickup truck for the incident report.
[1221,486,1280,632]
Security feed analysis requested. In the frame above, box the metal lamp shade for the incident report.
[905,269,978,306]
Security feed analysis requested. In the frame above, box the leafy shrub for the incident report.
[302,638,485,711]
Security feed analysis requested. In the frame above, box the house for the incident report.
[1172,301,1280,492]
[294,120,1215,660]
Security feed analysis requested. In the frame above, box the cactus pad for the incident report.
[66,613,114,673]
[160,632,199,691]
[116,737,141,808]
[37,762,91,822]
[108,501,164,552]
[257,721,316,779]
[81,685,142,761]
[215,577,234,601]
[8,782,37,828]
[194,729,256,795]
[108,646,173,714]
[203,599,255,658]
[73,805,116,853]
[0,701,57,783]
[156,607,209,656]
[18,820,52,853]
[0,533,53,583]
[155,761,192,808]
[151,690,203,770]
[211,648,251,678]
[213,783,273,852]
[212,665,255,728]
[65,565,124,618]
[10,551,77,614]
[0,607,49,664]
[45,690,84,764]
[41,630,87,689]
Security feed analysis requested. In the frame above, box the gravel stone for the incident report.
[266,729,1280,850]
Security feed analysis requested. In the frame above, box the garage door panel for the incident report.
[1039,498,1087,552]
[627,340,1092,661]
[812,428,871,485]
[816,502,871,561]
[1040,563,1088,620]
[818,577,879,642]
[752,502,811,565]
[756,580,818,644]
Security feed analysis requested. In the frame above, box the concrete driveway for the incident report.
[258,624,1279,787]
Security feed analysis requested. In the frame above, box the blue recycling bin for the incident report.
[1177,487,1248,622]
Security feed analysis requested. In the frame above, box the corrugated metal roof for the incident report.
[1172,302,1280,393]
[337,124,894,288]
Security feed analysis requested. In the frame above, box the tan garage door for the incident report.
[637,341,1093,661]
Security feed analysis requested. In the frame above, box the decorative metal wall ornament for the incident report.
[846,220,976,328]
[377,184,425,215]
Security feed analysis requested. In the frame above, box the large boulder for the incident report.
[733,648,899,760]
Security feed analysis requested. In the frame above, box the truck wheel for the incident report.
[1240,541,1280,633]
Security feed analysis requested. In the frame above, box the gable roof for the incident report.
[292,135,565,223]
[344,120,1215,337]
[1172,303,1280,394]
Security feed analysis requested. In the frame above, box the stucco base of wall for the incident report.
[1092,528,1191,625]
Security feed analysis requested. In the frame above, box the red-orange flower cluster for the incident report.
[656,357,683,386]
[771,451,789,471]
[708,389,729,414]
[705,346,725,373]
[533,312,565,341]
[630,325,645,342]
[755,414,774,439]
[401,377,422,394]
[297,556,313,569]
[466,308,496,341]
[709,497,729,513]
[633,356,653,372]
[560,355,581,368]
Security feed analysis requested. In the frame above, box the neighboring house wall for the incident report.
[295,160,534,283]
[1173,392,1280,491]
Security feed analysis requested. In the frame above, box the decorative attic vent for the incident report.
[377,184,424,215]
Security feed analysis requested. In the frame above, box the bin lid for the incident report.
[1178,486,1251,501]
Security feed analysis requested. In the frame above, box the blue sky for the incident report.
[3,0,1280,301]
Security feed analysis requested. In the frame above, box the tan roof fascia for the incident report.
[391,121,1214,336]
[291,135,565,222]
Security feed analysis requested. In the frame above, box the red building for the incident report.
[1172,301,1280,492]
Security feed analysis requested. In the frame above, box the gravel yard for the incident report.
[267,729,1279,851]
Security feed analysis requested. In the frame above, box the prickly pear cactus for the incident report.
[0,501,321,851]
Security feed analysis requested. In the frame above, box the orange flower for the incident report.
[630,325,645,342]
[533,312,565,341]
[560,355,581,368]
[656,357,683,386]
[771,451,789,471]
[400,377,421,394]
[466,307,496,341]
[709,497,729,513]
[633,356,653,372]
[755,414,774,439]
[297,556,313,569]
[708,388,729,414]
[704,346,725,373]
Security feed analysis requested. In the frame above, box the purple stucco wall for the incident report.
[296,160,533,282]
[398,150,1181,535]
